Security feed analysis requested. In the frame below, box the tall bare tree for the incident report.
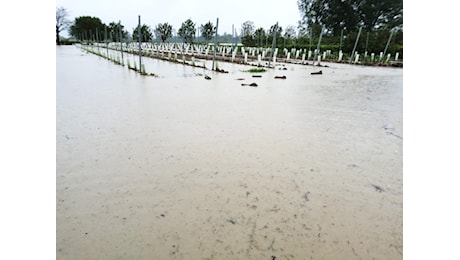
[56,7,71,45]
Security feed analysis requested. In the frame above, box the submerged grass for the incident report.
[246,68,267,73]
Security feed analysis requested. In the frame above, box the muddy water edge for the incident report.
[57,45,403,259]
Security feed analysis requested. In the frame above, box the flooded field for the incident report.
[56,45,403,259]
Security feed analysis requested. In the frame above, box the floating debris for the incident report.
[227,218,236,224]
[241,83,258,87]
[311,70,323,75]
[204,75,211,80]
[141,72,157,77]
[215,68,228,73]
[371,184,384,193]
[274,75,287,79]
[303,191,310,201]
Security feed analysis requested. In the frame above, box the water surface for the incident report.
[57,45,403,259]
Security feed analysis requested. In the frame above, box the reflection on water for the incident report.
[57,45,403,259]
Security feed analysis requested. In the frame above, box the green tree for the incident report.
[350,27,402,54]
[284,25,296,39]
[69,16,106,41]
[241,21,255,46]
[283,25,296,49]
[266,24,283,48]
[178,19,196,44]
[56,7,71,45]
[297,0,402,34]
[200,21,215,42]
[106,22,128,41]
[253,27,266,47]
[325,0,359,35]
[268,24,282,39]
[297,0,323,30]
[154,23,173,42]
[356,0,403,30]
[297,0,358,36]
[133,24,153,42]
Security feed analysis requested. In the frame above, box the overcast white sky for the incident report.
[56,0,302,37]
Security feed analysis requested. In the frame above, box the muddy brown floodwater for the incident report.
[56,45,403,259]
